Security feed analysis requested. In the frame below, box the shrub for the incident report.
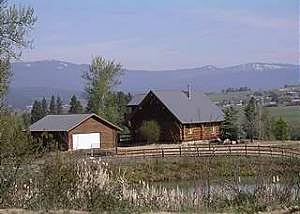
[139,120,160,143]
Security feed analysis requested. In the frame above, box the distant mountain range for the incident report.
[7,60,300,109]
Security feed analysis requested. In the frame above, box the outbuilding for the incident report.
[29,114,122,150]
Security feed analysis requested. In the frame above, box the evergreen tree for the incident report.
[83,56,122,123]
[56,96,63,115]
[41,97,48,117]
[272,117,290,141]
[49,95,56,114]
[243,97,257,142]
[69,95,83,114]
[221,107,239,140]
[31,100,43,123]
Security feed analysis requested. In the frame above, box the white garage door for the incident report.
[72,133,100,150]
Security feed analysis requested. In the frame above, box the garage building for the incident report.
[29,114,122,150]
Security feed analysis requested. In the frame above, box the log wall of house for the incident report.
[182,122,221,141]
[68,117,118,150]
[129,92,182,143]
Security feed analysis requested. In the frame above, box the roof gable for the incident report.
[128,90,224,124]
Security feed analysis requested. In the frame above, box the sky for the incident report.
[14,0,300,70]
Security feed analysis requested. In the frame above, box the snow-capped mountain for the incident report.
[7,60,299,108]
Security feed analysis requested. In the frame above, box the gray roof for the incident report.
[127,93,146,106]
[129,90,224,124]
[29,114,122,132]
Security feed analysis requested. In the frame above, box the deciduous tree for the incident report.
[83,56,122,123]
[0,0,36,104]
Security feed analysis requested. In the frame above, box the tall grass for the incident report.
[1,152,299,213]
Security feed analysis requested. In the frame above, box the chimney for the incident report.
[187,84,192,100]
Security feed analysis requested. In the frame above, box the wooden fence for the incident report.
[86,144,300,160]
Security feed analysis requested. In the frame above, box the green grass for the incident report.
[267,106,300,128]
[207,91,252,103]
[109,156,300,184]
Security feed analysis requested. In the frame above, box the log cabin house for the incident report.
[125,87,224,143]
[29,114,122,150]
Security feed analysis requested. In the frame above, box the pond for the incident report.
[150,175,300,199]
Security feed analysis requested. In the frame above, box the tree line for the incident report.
[221,97,290,141]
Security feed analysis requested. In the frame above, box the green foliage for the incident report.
[31,100,43,123]
[221,107,239,140]
[41,97,48,116]
[49,95,56,114]
[243,97,257,142]
[259,108,274,140]
[0,113,38,203]
[0,59,10,104]
[68,95,83,114]
[83,56,122,123]
[21,111,31,128]
[0,0,36,103]
[56,96,63,114]
[272,117,290,141]
[139,120,160,143]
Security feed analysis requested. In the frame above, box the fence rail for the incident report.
[85,144,300,160]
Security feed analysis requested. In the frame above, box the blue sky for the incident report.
[15,0,299,70]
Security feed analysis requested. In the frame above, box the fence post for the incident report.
[258,145,260,157]
[162,148,164,158]
[282,148,284,157]
[245,144,247,156]
[143,149,146,159]
[229,145,232,156]
[115,146,118,155]
[270,146,272,158]
[197,146,199,157]
[179,146,182,157]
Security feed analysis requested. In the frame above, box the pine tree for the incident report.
[31,100,43,123]
[272,117,290,141]
[243,97,257,142]
[41,97,48,117]
[69,95,83,114]
[56,96,63,115]
[49,95,56,114]
[221,107,239,140]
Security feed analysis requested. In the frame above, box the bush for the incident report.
[139,120,160,143]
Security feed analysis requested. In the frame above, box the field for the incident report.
[267,105,300,128]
